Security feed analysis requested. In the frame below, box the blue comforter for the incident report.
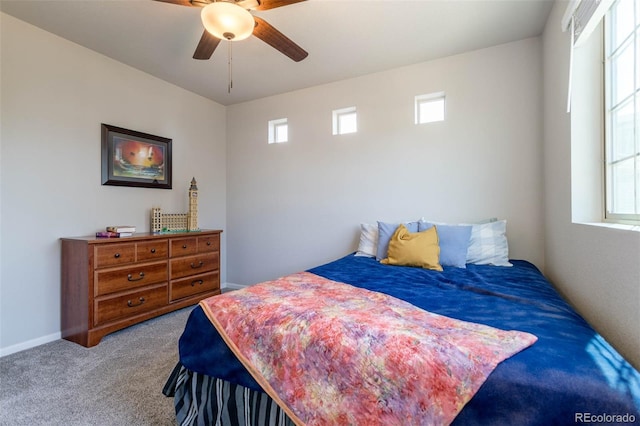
[179,255,640,425]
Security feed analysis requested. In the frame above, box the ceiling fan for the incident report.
[155,0,308,62]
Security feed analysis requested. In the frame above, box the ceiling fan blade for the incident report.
[254,0,305,11]
[153,0,210,7]
[252,16,308,62]
[193,30,221,60]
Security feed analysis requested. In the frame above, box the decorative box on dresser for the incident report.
[61,230,222,347]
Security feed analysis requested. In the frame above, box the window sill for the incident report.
[574,221,640,233]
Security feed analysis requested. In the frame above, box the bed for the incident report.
[164,221,640,425]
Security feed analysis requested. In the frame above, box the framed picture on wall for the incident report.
[101,123,172,189]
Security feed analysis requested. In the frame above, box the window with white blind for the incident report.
[605,0,640,223]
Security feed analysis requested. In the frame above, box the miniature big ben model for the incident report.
[187,177,199,231]
[150,178,201,233]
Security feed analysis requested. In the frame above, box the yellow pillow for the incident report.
[381,224,443,271]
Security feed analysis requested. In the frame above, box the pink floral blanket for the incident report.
[199,272,537,426]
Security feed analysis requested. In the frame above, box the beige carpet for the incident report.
[0,306,195,426]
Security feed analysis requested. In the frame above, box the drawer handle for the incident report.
[182,244,187,249]
[191,279,204,287]
[127,272,145,281]
[151,248,156,254]
[190,261,204,269]
[114,253,120,259]
[206,241,211,246]
[127,297,145,307]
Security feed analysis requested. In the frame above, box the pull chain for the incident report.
[227,40,233,94]
[222,32,235,94]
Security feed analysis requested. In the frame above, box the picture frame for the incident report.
[101,123,172,189]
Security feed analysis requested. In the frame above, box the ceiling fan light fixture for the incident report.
[201,2,255,41]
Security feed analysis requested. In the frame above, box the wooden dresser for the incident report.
[61,229,222,347]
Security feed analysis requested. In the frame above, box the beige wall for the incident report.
[0,13,227,354]
[226,38,544,286]
[542,1,640,368]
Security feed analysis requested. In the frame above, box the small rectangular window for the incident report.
[332,107,357,135]
[268,118,288,144]
[415,92,446,124]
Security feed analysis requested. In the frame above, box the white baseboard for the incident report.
[1,285,249,358]
[222,282,250,290]
[0,331,61,358]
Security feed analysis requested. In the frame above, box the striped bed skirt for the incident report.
[169,364,295,426]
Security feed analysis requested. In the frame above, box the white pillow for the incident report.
[466,220,512,266]
[354,223,378,257]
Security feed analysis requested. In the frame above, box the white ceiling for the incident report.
[1,0,555,106]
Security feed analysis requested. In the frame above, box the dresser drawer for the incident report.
[94,284,167,326]
[198,234,220,253]
[170,271,220,302]
[95,243,136,268]
[95,261,168,296]
[171,237,198,257]
[137,240,168,262]
[170,252,219,280]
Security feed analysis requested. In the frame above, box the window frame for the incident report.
[414,92,446,125]
[332,107,358,135]
[604,0,640,223]
[268,118,289,144]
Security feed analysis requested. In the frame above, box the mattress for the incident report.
[173,254,640,425]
